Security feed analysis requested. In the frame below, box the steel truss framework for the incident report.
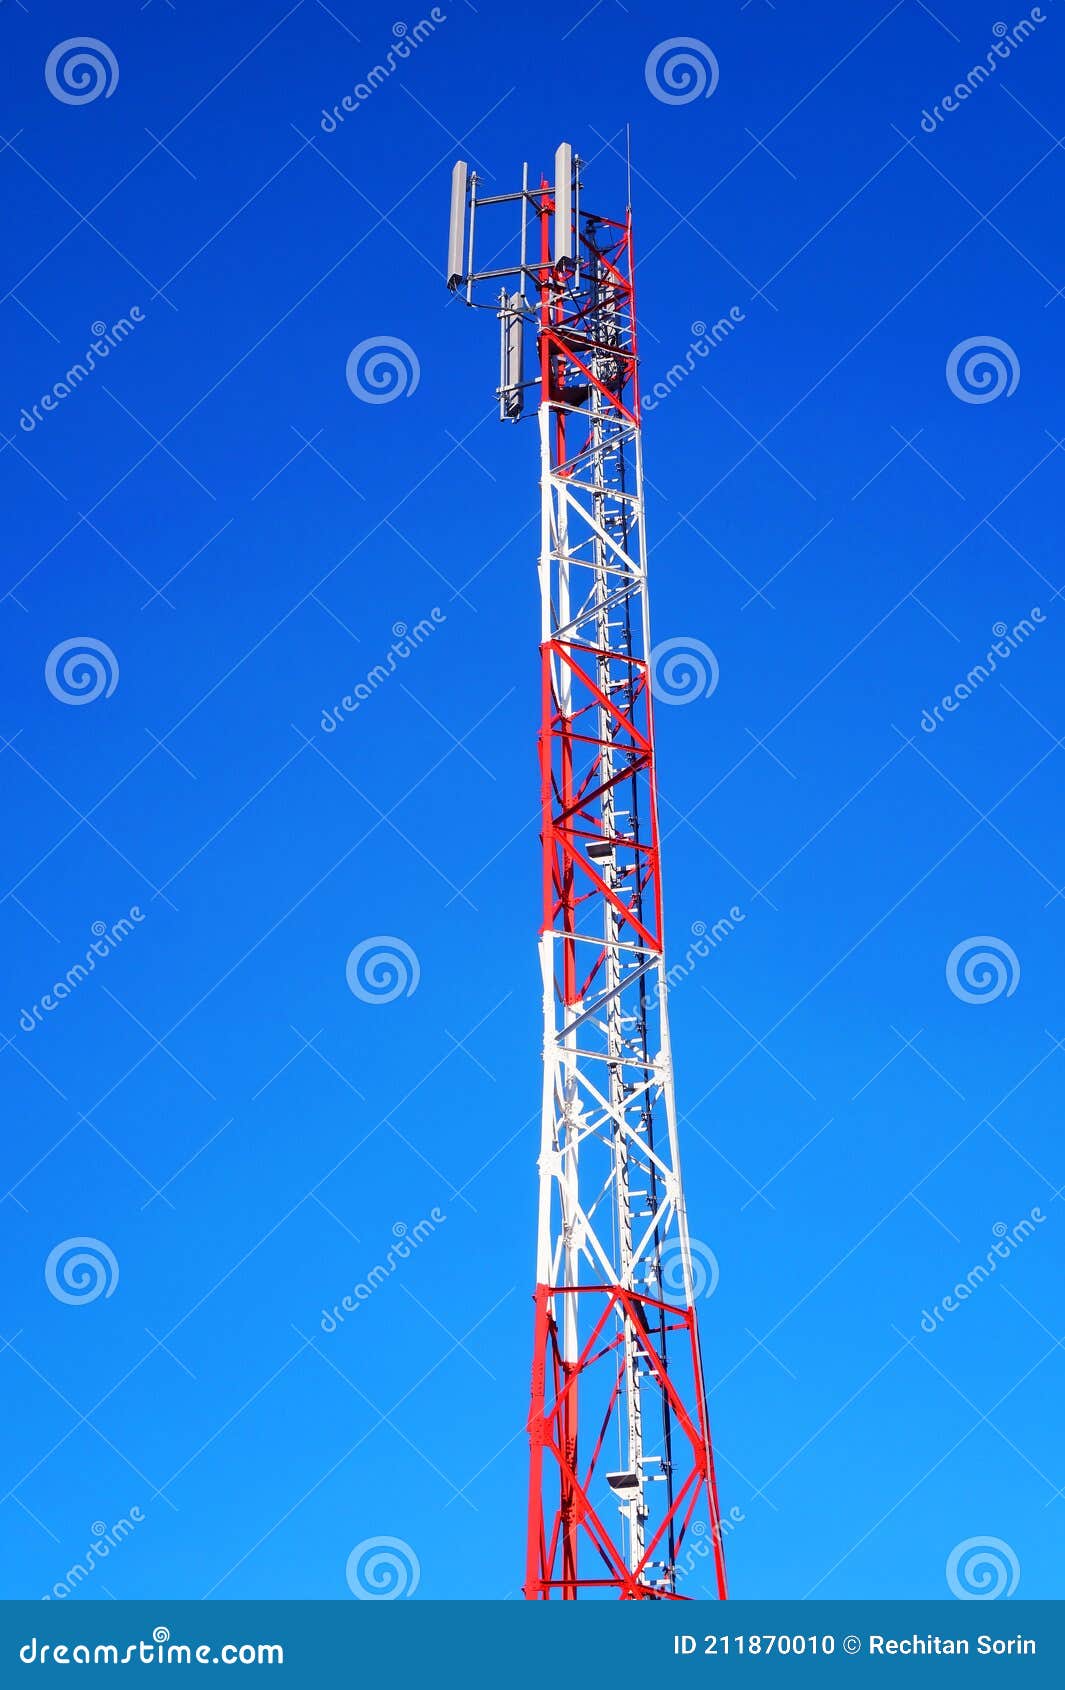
[449,151,727,1601]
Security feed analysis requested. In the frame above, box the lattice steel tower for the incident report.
[447,144,727,1601]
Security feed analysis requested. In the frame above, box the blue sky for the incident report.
[0,0,1062,1603]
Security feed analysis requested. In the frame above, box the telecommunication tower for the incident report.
[446,144,727,1601]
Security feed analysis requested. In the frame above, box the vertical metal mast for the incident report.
[447,145,727,1601]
